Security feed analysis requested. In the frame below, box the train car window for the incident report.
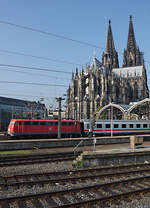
[106,124,110,128]
[19,121,22,126]
[136,124,140,128]
[47,122,53,126]
[23,121,32,126]
[114,124,118,128]
[39,121,46,126]
[122,124,126,128]
[143,124,147,128]
[97,124,102,128]
[32,121,39,126]
[62,122,67,126]
[54,122,58,126]
[69,122,74,126]
[129,124,134,128]
[86,124,89,129]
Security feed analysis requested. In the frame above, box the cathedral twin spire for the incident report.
[102,16,143,69]
[102,20,119,69]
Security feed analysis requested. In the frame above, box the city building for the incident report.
[0,96,46,131]
[66,16,149,120]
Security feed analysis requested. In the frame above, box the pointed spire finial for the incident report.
[106,19,115,53]
[93,49,96,58]
[127,15,136,51]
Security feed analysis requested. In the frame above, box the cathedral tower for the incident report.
[123,16,143,67]
[102,20,119,69]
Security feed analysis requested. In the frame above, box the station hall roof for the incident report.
[97,98,150,115]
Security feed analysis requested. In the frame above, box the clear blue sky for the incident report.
[0,0,150,109]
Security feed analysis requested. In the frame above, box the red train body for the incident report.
[7,119,81,138]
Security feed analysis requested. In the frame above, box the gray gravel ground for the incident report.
[1,161,150,207]
[0,161,73,176]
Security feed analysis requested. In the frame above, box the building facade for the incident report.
[0,96,46,131]
[66,16,149,120]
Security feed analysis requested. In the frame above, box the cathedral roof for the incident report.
[112,65,143,77]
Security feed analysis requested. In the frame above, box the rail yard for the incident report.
[1,154,150,207]
[0,136,150,207]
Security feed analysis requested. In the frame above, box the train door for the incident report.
[80,122,85,136]
[17,121,23,134]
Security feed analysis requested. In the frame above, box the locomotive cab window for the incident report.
[15,121,18,126]
[136,124,140,128]
[114,124,118,128]
[97,124,102,128]
[129,124,134,128]
[122,124,126,128]
[10,121,15,125]
[106,124,110,128]
[143,124,147,128]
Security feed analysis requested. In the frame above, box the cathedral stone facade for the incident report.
[66,16,149,120]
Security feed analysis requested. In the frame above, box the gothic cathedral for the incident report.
[66,16,149,120]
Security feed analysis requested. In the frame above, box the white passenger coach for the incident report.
[83,120,150,136]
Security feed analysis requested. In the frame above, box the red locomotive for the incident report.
[7,119,81,138]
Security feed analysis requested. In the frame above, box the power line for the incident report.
[0,20,150,64]
[0,48,83,67]
[0,92,53,99]
[0,80,68,87]
[0,63,71,74]
[0,67,70,80]
[0,19,104,50]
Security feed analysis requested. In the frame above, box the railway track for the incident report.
[0,163,150,207]
[1,173,150,207]
[0,152,80,167]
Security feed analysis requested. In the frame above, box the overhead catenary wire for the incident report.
[0,92,53,99]
[0,20,104,50]
[0,19,150,63]
[0,63,72,74]
[0,49,83,67]
[0,80,68,87]
[0,67,70,80]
